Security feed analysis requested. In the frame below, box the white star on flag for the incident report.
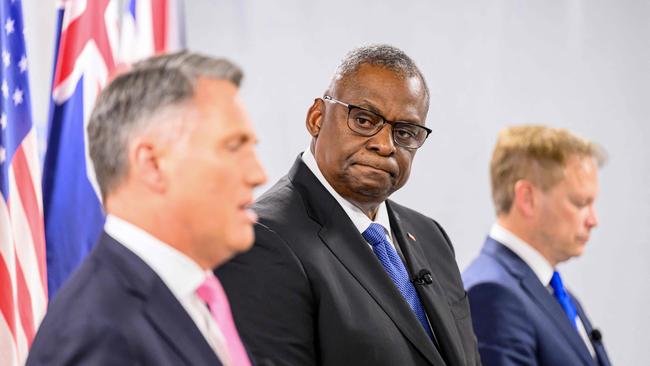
[18,55,27,72]
[2,50,10,67]
[0,146,5,163]
[1,80,7,98]
[0,113,6,129]
[5,17,14,35]
[12,87,23,105]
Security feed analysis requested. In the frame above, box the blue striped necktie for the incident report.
[550,271,578,329]
[362,223,433,339]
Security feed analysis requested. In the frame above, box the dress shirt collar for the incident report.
[104,214,209,300]
[302,148,393,236]
[490,222,554,286]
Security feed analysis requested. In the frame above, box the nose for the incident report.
[586,204,599,229]
[248,150,268,188]
[367,123,396,156]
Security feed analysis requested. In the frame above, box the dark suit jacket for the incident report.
[462,237,611,366]
[217,157,480,366]
[27,232,223,366]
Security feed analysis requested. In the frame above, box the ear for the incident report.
[306,98,324,137]
[512,179,536,218]
[130,137,167,194]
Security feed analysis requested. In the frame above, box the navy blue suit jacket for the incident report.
[27,232,223,365]
[463,238,611,366]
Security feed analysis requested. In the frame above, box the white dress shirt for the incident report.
[302,148,395,245]
[104,215,233,366]
[490,223,596,358]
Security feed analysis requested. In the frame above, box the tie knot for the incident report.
[362,223,388,247]
[549,271,565,294]
[196,273,223,307]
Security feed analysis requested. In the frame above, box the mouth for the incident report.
[353,162,397,178]
[576,235,590,244]
[239,200,258,223]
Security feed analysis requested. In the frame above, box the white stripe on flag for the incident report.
[0,314,18,366]
[9,159,47,324]
[23,130,44,214]
[0,196,27,364]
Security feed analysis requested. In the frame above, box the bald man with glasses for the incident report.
[217,44,480,366]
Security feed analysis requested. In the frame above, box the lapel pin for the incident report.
[407,232,416,241]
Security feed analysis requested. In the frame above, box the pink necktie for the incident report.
[196,274,252,366]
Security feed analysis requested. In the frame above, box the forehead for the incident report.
[193,78,238,107]
[187,78,253,136]
[556,156,599,193]
[333,64,428,121]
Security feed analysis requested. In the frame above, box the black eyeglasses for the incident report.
[323,95,432,149]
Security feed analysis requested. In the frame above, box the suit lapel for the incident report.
[520,275,595,365]
[142,280,223,366]
[289,158,444,366]
[487,239,595,366]
[98,233,222,366]
[574,296,611,366]
[390,205,465,366]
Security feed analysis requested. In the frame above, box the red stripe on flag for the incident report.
[0,254,16,339]
[151,0,168,53]
[14,253,34,346]
[11,148,47,294]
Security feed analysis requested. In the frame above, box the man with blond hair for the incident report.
[463,125,611,366]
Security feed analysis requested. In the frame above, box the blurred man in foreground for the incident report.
[463,125,611,366]
[27,51,266,365]
[218,44,480,366]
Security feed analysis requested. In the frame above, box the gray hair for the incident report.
[330,44,430,111]
[88,51,243,198]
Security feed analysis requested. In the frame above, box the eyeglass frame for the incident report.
[322,95,432,149]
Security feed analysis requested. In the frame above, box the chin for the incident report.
[355,184,392,201]
[232,228,256,253]
[565,246,586,261]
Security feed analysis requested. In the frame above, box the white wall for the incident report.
[25,1,649,364]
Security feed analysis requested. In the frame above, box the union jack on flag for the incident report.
[0,0,47,365]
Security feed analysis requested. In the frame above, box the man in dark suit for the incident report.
[217,44,480,366]
[27,52,267,365]
[463,125,611,366]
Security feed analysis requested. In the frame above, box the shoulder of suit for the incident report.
[386,199,438,224]
[44,255,145,335]
[254,175,302,214]
[463,250,521,290]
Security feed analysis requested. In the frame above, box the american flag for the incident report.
[0,0,47,365]
[42,0,184,299]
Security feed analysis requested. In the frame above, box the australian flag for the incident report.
[41,0,119,298]
[42,0,184,298]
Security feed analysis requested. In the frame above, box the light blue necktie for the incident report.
[362,223,433,339]
[550,271,578,329]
